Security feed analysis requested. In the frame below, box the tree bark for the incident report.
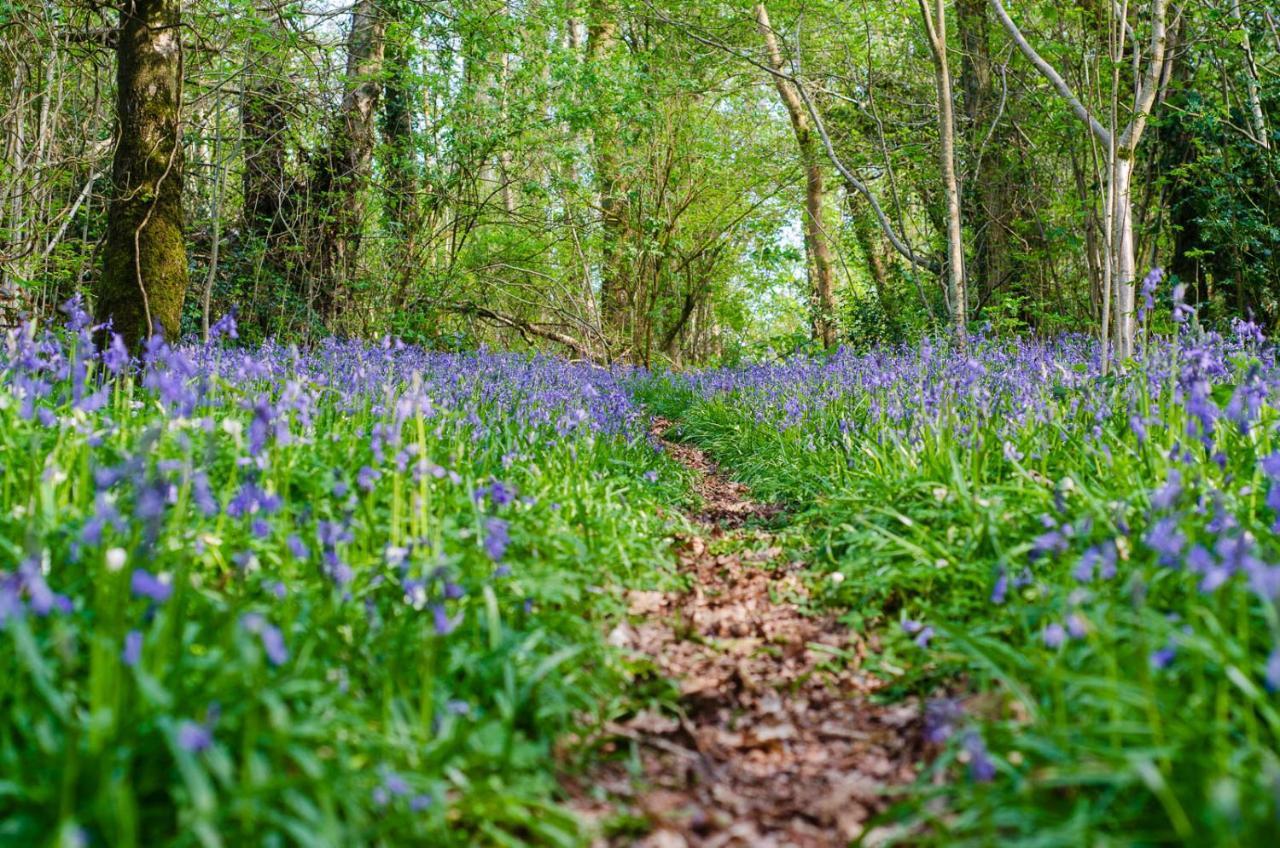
[991,0,1167,360]
[382,17,419,305]
[310,0,385,324]
[241,4,289,251]
[848,192,894,319]
[97,0,188,351]
[754,2,837,349]
[919,0,967,344]
[1232,0,1270,149]
[588,0,631,353]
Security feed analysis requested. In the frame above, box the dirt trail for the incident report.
[568,420,922,847]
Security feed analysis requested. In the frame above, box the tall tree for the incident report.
[310,0,386,323]
[991,0,1169,361]
[754,1,837,349]
[918,0,967,343]
[587,0,631,355]
[241,3,291,262]
[97,0,188,350]
[382,8,421,305]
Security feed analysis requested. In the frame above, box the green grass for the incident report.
[638,331,1280,846]
[0,331,690,847]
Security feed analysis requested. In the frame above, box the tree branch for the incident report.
[989,0,1114,146]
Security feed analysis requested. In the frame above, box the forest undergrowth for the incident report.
[4,294,1280,846]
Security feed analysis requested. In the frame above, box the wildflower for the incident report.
[177,720,212,753]
[357,466,381,492]
[1066,614,1088,639]
[242,613,289,666]
[1042,622,1066,649]
[102,333,131,373]
[483,517,510,562]
[1151,470,1182,511]
[1029,528,1068,562]
[488,480,515,507]
[286,535,309,560]
[923,698,964,743]
[191,471,219,517]
[1265,648,1280,693]
[122,630,143,667]
[1138,268,1162,321]
[432,604,461,636]
[105,547,127,572]
[1145,517,1185,565]
[990,569,1008,604]
[131,569,172,604]
[1149,644,1177,670]
[963,731,996,782]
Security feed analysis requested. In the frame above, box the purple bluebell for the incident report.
[483,517,510,562]
[131,569,172,604]
[122,630,143,667]
[177,720,213,753]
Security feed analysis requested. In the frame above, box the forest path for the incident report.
[567,419,921,847]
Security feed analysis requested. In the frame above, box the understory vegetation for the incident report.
[0,300,684,846]
[641,293,1280,844]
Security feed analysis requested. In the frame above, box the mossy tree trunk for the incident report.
[97,0,188,351]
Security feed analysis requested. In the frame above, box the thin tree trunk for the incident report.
[97,0,188,350]
[919,0,967,345]
[991,0,1167,360]
[383,17,420,307]
[588,0,630,353]
[1232,0,1270,149]
[849,193,894,320]
[242,4,289,244]
[310,0,385,324]
[754,1,837,349]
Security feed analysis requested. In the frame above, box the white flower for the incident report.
[829,571,845,584]
[105,548,127,572]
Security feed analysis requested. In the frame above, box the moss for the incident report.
[95,0,188,352]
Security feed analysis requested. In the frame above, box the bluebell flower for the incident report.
[177,720,212,753]
[1265,648,1280,693]
[131,569,172,604]
[122,630,143,667]
[432,604,461,636]
[963,731,996,782]
[483,517,510,562]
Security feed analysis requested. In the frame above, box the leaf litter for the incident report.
[565,420,924,847]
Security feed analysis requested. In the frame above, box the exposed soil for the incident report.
[566,420,924,847]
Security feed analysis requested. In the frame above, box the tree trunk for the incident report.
[588,0,630,353]
[957,0,1015,310]
[97,0,188,351]
[1111,155,1136,358]
[848,193,894,319]
[990,0,1167,360]
[383,18,420,306]
[1233,0,1270,149]
[310,0,385,324]
[919,0,967,344]
[241,4,289,252]
[754,2,837,349]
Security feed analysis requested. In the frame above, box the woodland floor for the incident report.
[565,420,925,847]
